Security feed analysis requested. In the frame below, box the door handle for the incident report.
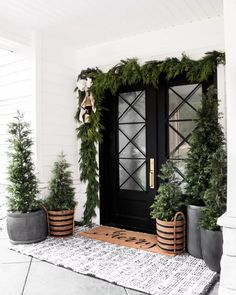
[149,158,155,189]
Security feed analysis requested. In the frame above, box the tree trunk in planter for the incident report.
[48,209,74,237]
[200,228,223,273]
[187,205,203,258]
[7,209,48,244]
[156,212,185,256]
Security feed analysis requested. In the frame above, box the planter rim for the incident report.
[7,209,44,218]
[47,209,74,214]
[187,204,204,210]
[156,218,184,226]
[200,227,222,234]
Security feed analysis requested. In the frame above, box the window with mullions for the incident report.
[118,91,146,191]
[168,83,202,183]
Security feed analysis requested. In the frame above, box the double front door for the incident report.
[100,77,212,233]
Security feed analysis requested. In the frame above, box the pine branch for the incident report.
[7,111,39,213]
[185,86,225,207]
[46,153,76,211]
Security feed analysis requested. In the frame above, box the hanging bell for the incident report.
[81,96,92,124]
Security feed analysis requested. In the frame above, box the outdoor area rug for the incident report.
[79,225,172,255]
[11,226,217,295]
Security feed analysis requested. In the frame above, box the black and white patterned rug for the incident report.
[11,227,217,295]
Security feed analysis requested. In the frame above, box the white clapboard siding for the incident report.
[0,47,34,202]
[0,59,32,76]
[0,68,32,87]
[39,49,78,176]
[34,39,79,211]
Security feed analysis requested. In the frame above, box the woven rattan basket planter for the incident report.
[47,209,74,237]
[156,212,185,256]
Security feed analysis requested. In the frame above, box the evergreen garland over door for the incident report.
[75,51,224,224]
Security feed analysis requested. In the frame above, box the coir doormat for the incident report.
[11,227,217,295]
[79,225,175,255]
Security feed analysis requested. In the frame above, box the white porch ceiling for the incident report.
[0,0,223,48]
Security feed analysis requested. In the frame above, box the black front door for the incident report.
[100,78,213,233]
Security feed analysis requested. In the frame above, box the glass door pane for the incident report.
[168,83,202,182]
[118,91,146,191]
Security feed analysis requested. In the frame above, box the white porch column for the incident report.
[218,1,236,294]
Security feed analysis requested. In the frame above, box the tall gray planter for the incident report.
[187,205,203,258]
[200,228,223,273]
[7,209,48,244]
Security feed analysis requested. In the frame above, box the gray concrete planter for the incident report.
[200,228,223,273]
[7,209,48,244]
[187,205,203,258]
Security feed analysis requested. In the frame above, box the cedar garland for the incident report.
[75,51,225,225]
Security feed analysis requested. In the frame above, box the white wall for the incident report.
[34,34,81,219]
[76,16,224,71]
[0,45,35,204]
[0,34,82,221]
[75,16,225,223]
[0,19,31,47]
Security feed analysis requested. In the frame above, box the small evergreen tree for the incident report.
[150,161,184,221]
[46,153,76,210]
[185,86,225,206]
[7,111,39,213]
[200,148,227,231]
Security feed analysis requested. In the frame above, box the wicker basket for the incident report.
[156,211,185,255]
[47,209,74,237]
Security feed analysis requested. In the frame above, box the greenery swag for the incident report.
[75,51,225,225]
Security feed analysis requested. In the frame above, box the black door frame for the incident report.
[99,74,216,230]
[99,83,166,232]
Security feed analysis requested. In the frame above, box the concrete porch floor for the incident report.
[0,217,219,295]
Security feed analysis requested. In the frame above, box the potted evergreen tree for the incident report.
[45,153,76,237]
[7,112,48,244]
[200,147,226,272]
[185,86,224,258]
[150,161,185,255]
